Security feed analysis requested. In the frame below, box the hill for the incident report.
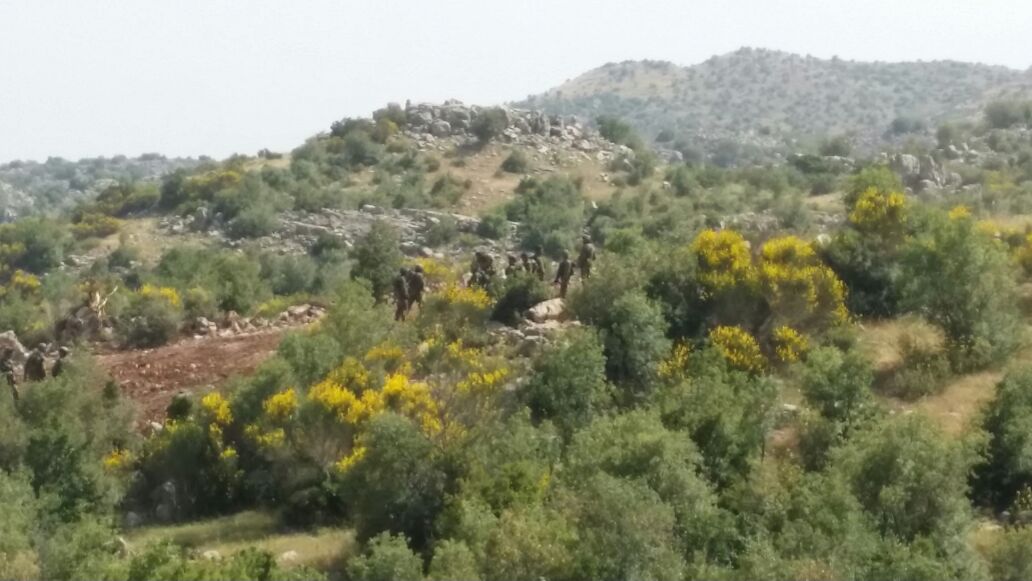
[0,154,203,219]
[520,47,1032,161]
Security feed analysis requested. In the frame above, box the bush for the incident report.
[501,150,530,173]
[899,211,1021,370]
[974,368,1032,509]
[520,329,610,439]
[120,287,183,348]
[830,415,977,541]
[475,212,508,240]
[429,540,480,581]
[800,346,875,426]
[506,176,585,256]
[883,333,951,400]
[226,202,279,239]
[70,213,122,240]
[471,108,509,143]
[425,215,459,247]
[337,413,445,548]
[351,220,404,302]
[984,526,1032,581]
[595,292,670,400]
[347,532,424,581]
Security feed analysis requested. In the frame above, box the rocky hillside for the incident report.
[520,48,1032,160]
[0,154,202,219]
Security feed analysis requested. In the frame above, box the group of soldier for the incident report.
[1,343,71,404]
[392,264,427,321]
[495,235,596,298]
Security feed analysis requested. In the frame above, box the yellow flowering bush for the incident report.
[262,389,298,422]
[691,229,756,293]
[335,445,367,473]
[414,257,457,286]
[759,235,849,328]
[948,205,971,221]
[138,284,182,307]
[439,283,491,309]
[848,187,907,235]
[365,341,407,373]
[658,342,693,381]
[102,448,133,472]
[709,325,766,374]
[773,325,809,363]
[325,357,372,393]
[200,392,232,426]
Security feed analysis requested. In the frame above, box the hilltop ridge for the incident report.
[520,47,1032,160]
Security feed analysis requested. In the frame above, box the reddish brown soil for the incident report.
[96,331,286,424]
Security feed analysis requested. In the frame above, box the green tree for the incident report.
[339,413,445,549]
[830,415,977,542]
[899,211,1021,370]
[974,368,1032,509]
[471,108,509,144]
[351,220,404,302]
[800,346,876,427]
[520,329,610,439]
[347,533,424,581]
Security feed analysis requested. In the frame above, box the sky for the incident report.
[1,0,1030,162]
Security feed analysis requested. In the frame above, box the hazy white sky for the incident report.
[1,0,1030,162]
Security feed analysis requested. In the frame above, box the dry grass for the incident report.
[856,316,943,373]
[125,511,354,571]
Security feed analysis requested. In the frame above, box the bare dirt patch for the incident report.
[96,331,286,424]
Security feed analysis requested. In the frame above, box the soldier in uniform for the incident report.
[1,349,17,403]
[519,251,532,274]
[52,346,71,378]
[392,267,410,322]
[24,343,47,383]
[504,254,520,278]
[470,251,495,288]
[405,265,426,315]
[577,235,597,279]
[530,247,546,281]
[554,251,575,298]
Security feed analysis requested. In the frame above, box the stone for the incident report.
[123,511,145,529]
[287,304,312,317]
[528,298,565,323]
[202,550,223,561]
[891,153,921,181]
[429,120,452,137]
[278,550,300,565]
[0,330,29,363]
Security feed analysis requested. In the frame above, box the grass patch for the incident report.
[124,510,354,571]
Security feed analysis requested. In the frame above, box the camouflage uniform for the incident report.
[405,266,426,314]
[554,252,575,298]
[577,235,597,279]
[393,268,409,322]
[0,350,17,403]
[530,248,545,281]
[24,344,46,383]
[52,346,71,378]
[504,254,519,278]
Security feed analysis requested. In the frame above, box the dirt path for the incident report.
[96,331,287,424]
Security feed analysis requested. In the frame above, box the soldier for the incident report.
[1,349,17,403]
[470,251,495,288]
[577,235,597,279]
[504,254,520,278]
[52,346,71,378]
[530,247,546,281]
[24,343,47,382]
[392,267,409,322]
[406,265,426,315]
[519,251,532,274]
[554,251,575,298]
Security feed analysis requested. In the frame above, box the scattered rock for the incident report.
[202,550,223,561]
[528,298,565,323]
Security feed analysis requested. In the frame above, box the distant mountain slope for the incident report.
[519,48,1032,156]
[0,154,203,219]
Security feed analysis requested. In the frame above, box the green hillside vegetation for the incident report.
[521,48,1032,162]
[5,98,1032,580]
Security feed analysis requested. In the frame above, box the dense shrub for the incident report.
[974,368,1032,509]
[500,149,530,173]
[351,220,404,302]
[520,329,610,439]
